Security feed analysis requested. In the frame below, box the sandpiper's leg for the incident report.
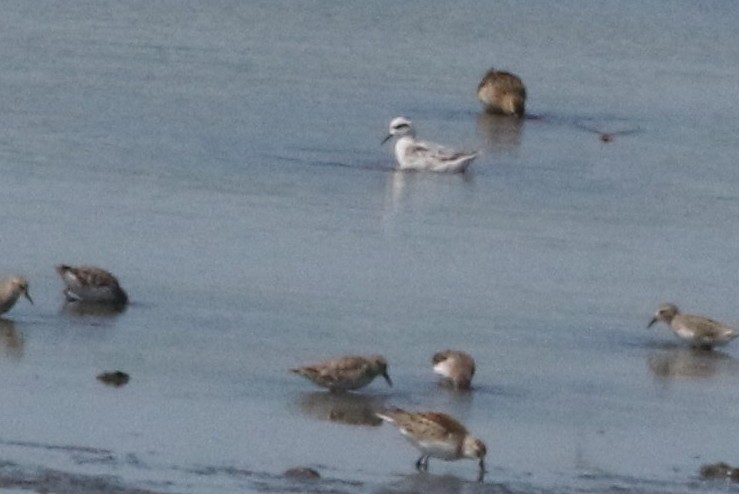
[477,468,485,483]
[415,455,430,471]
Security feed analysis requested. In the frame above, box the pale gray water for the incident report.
[1,1,739,493]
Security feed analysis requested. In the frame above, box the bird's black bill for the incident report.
[24,291,34,305]
[647,317,657,328]
[382,371,393,387]
[381,134,392,145]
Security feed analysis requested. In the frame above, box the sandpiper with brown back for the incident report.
[376,408,487,480]
[432,349,476,390]
[477,68,526,117]
[291,355,392,393]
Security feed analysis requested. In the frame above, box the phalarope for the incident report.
[648,303,738,350]
[477,68,526,117]
[382,117,478,173]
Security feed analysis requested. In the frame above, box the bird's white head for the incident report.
[382,116,414,144]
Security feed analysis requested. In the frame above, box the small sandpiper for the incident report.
[382,117,478,173]
[291,355,392,393]
[648,303,738,350]
[432,350,476,390]
[377,408,487,480]
[0,276,34,315]
[477,68,526,117]
[56,265,128,306]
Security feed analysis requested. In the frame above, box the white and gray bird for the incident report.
[56,265,128,306]
[648,303,738,350]
[382,117,478,173]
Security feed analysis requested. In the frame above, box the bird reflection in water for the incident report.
[60,300,127,318]
[375,472,496,493]
[573,121,640,144]
[476,112,525,153]
[648,347,739,379]
[295,391,387,426]
[0,318,24,360]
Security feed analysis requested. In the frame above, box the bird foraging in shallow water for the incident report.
[432,349,476,390]
[56,265,128,306]
[477,68,526,117]
[382,117,478,173]
[648,303,738,350]
[291,355,392,392]
[0,276,33,315]
[376,408,487,480]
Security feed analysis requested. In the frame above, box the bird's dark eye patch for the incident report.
[392,123,410,130]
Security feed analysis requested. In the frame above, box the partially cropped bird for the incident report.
[0,276,33,315]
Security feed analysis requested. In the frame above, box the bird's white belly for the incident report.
[674,327,697,341]
[415,439,460,460]
[433,361,453,379]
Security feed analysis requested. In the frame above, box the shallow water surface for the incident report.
[2,1,739,493]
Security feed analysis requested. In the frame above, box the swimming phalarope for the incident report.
[382,117,478,173]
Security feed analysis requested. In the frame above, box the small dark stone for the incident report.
[97,371,130,387]
[283,467,320,480]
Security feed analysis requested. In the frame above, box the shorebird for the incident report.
[56,265,128,306]
[432,350,476,390]
[377,408,486,479]
[476,68,526,117]
[382,117,478,173]
[648,303,738,350]
[291,355,392,393]
[0,276,33,315]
